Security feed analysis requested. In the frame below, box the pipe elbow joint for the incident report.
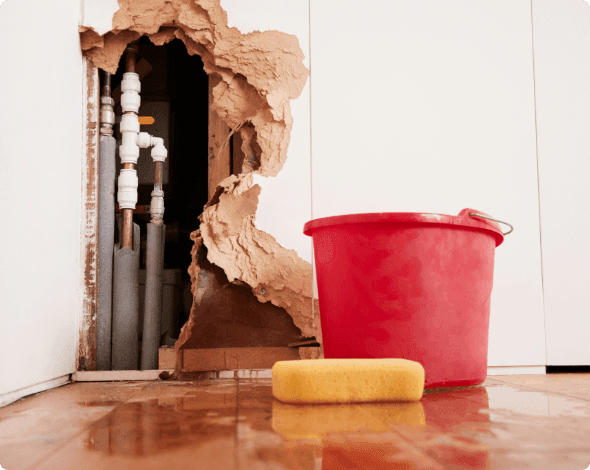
[151,138,167,162]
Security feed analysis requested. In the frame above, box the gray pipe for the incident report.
[141,223,166,369]
[96,135,116,371]
[111,221,141,370]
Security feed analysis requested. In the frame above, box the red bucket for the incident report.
[304,208,509,389]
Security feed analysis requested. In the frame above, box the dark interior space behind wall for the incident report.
[107,36,209,336]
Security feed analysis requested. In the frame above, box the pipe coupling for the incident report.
[99,96,115,136]
[121,94,140,114]
[119,143,140,165]
[117,169,138,209]
[121,73,141,113]
[121,72,141,93]
[150,196,165,220]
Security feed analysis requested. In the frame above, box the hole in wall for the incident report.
[100,33,312,368]
[81,0,322,373]
[108,36,210,341]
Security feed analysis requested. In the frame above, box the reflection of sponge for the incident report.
[272,358,425,404]
[272,400,425,440]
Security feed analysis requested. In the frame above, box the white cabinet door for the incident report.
[533,0,590,365]
[310,0,546,366]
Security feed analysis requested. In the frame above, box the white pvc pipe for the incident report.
[135,133,168,220]
[117,73,141,210]
[117,74,169,212]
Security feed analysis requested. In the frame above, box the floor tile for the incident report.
[6,374,590,470]
[32,380,240,470]
[0,381,151,470]
[492,373,590,401]
[236,380,440,469]
[397,380,590,469]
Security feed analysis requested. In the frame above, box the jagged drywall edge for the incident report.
[173,175,323,376]
[79,0,321,370]
[79,0,308,178]
[201,174,321,340]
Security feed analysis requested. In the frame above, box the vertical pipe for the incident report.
[121,44,138,249]
[141,145,167,369]
[154,161,163,189]
[97,71,116,371]
[112,222,141,370]
[112,42,142,370]
[141,223,165,369]
[122,209,134,248]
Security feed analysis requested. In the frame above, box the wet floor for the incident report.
[2,374,590,469]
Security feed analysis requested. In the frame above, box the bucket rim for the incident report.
[303,208,505,247]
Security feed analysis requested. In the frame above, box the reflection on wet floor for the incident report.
[2,375,590,469]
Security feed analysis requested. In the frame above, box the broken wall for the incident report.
[79,0,319,366]
[221,0,312,265]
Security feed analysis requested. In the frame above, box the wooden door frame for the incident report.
[78,57,100,371]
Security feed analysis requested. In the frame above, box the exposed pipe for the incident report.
[140,136,168,369]
[119,44,139,249]
[96,71,116,370]
[112,43,142,370]
[112,218,141,370]
[141,225,165,369]
[112,42,170,370]
[99,72,114,137]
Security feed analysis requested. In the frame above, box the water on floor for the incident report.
[1,374,590,469]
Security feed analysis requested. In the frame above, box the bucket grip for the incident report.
[469,213,513,236]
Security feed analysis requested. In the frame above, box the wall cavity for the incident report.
[79,0,321,372]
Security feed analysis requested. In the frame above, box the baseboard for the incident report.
[0,374,71,408]
[487,366,546,376]
[73,370,174,382]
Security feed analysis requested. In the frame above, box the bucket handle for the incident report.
[469,213,514,236]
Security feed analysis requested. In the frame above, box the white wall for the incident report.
[221,0,312,264]
[80,0,118,35]
[309,0,546,367]
[532,0,590,365]
[0,0,83,399]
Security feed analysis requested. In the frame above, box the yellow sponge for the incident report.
[272,358,424,404]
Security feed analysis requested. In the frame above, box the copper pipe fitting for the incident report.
[125,44,138,74]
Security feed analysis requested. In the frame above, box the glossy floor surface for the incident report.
[2,374,590,469]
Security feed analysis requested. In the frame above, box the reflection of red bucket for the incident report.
[304,208,506,389]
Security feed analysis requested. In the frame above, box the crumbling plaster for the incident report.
[79,0,320,362]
